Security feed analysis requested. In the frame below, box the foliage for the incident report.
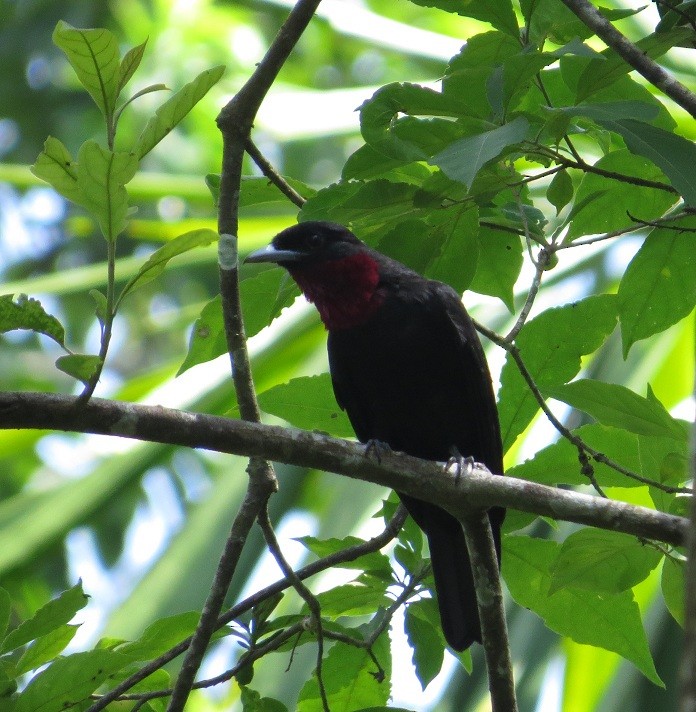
[0,1,693,711]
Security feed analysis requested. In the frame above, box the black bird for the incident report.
[246,221,504,651]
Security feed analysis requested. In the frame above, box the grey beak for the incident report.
[245,243,303,264]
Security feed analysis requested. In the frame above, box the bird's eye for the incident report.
[306,233,323,249]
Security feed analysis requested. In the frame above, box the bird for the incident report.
[246,220,505,651]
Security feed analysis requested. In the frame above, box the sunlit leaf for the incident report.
[55,354,103,383]
[498,295,618,451]
[15,625,79,675]
[258,374,354,437]
[0,294,65,347]
[30,137,81,204]
[404,599,444,688]
[52,21,120,116]
[504,536,662,686]
[544,380,686,441]
[76,141,138,239]
[14,649,132,712]
[119,228,218,301]
[137,64,225,159]
[0,582,88,654]
[549,529,662,594]
[117,39,148,97]
[408,0,519,37]
[618,217,696,355]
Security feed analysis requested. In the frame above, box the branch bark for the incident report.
[558,0,696,119]
[0,391,686,546]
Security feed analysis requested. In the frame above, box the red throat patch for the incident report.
[289,252,382,330]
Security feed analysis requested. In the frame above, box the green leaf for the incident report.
[314,583,391,618]
[618,217,696,355]
[359,83,466,161]
[120,228,218,301]
[0,294,65,347]
[177,295,227,375]
[508,423,689,488]
[114,611,205,660]
[52,21,120,116]
[241,268,298,337]
[596,119,696,207]
[116,40,148,97]
[504,536,662,686]
[15,624,79,675]
[430,117,529,188]
[575,28,693,102]
[206,174,315,208]
[297,632,391,711]
[241,686,288,712]
[566,150,676,240]
[258,374,354,438]
[407,0,519,37]
[0,588,10,641]
[55,354,103,384]
[297,536,392,574]
[14,649,132,712]
[661,557,685,626]
[137,65,225,159]
[76,141,138,240]
[89,288,108,328]
[404,599,444,688]
[469,226,523,311]
[30,137,81,203]
[549,530,662,595]
[498,295,618,452]
[546,169,573,215]
[557,101,661,124]
[424,205,479,292]
[544,380,686,441]
[0,582,88,654]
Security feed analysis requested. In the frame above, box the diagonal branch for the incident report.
[558,0,696,118]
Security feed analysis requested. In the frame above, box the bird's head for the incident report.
[246,221,383,330]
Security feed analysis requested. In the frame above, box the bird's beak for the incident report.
[244,243,303,265]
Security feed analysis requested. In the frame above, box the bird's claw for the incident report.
[446,448,477,484]
[364,439,392,464]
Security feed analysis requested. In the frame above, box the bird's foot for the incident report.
[364,439,392,464]
[446,448,477,484]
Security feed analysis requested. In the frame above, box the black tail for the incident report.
[400,495,505,652]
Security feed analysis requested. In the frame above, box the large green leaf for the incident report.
[297,632,391,711]
[544,380,686,442]
[404,598,445,689]
[549,529,663,594]
[430,117,529,188]
[498,295,618,451]
[618,217,696,355]
[257,374,354,438]
[597,119,696,207]
[76,141,138,240]
[407,0,519,37]
[469,225,523,311]
[504,536,662,686]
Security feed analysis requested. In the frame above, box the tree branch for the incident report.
[461,511,517,712]
[0,392,686,546]
[558,0,696,119]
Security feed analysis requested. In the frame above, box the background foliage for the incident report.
[0,0,694,710]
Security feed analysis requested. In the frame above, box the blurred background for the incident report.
[0,0,693,710]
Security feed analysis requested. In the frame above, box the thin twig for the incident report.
[558,0,696,119]
[473,330,692,495]
[245,138,307,208]
[257,505,329,712]
[85,506,407,712]
[166,476,275,712]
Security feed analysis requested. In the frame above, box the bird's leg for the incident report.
[446,447,477,484]
[364,438,392,464]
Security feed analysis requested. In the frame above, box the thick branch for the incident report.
[558,0,696,118]
[0,392,686,546]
